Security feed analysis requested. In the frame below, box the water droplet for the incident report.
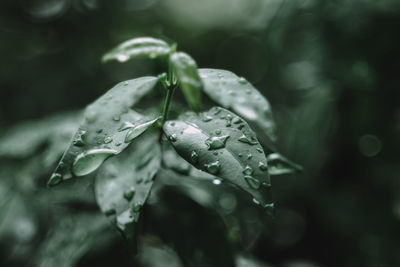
[132,203,142,212]
[243,165,254,175]
[123,81,129,86]
[117,54,129,62]
[256,147,263,153]
[213,108,222,115]
[213,178,222,185]
[169,134,177,142]
[125,118,158,143]
[217,73,224,78]
[206,135,230,150]
[259,162,268,171]
[262,182,272,188]
[48,173,62,186]
[96,128,103,133]
[215,130,222,135]
[118,121,135,132]
[205,161,220,174]
[252,198,260,205]
[244,176,260,189]
[202,115,213,122]
[104,136,113,144]
[72,148,117,177]
[237,124,245,130]
[191,151,198,163]
[115,142,122,146]
[238,153,243,157]
[213,151,218,155]
[238,77,247,84]
[123,187,136,201]
[238,134,257,145]
[113,115,120,121]
[105,207,116,216]
[264,203,275,217]
[232,118,242,124]
[247,154,253,160]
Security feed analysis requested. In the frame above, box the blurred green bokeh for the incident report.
[1,0,400,266]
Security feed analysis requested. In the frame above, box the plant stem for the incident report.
[161,86,174,125]
[159,83,175,143]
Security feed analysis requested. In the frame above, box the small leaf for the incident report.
[163,107,273,208]
[102,37,171,63]
[170,52,202,112]
[267,153,303,175]
[95,133,161,247]
[199,69,277,141]
[48,77,160,186]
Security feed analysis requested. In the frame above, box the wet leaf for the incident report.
[267,153,303,175]
[0,112,79,160]
[95,133,161,248]
[199,69,276,141]
[102,37,171,63]
[170,52,202,112]
[34,213,115,267]
[163,107,273,209]
[48,77,160,186]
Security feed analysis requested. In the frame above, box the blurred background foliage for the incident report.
[1,0,400,266]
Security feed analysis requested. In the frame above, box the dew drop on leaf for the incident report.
[244,176,260,189]
[205,135,230,150]
[264,203,275,217]
[213,178,222,185]
[202,115,213,122]
[242,165,254,175]
[118,121,135,132]
[258,162,268,171]
[238,134,257,145]
[72,148,117,177]
[104,136,113,144]
[205,160,221,174]
[123,187,136,201]
[169,134,177,142]
[132,203,142,212]
[48,173,62,186]
[190,151,199,163]
[238,77,247,84]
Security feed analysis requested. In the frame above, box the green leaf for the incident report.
[170,52,202,112]
[95,133,161,248]
[48,77,160,186]
[34,213,115,267]
[199,69,277,141]
[267,153,303,175]
[163,107,273,211]
[102,37,171,63]
[0,112,78,160]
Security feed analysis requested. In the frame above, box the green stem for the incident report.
[161,86,174,124]
[159,84,175,143]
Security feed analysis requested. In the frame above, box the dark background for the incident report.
[1,0,400,266]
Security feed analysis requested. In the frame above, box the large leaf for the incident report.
[170,52,202,112]
[34,213,115,267]
[267,153,303,175]
[95,132,161,247]
[163,107,273,212]
[102,37,171,63]
[0,112,78,160]
[199,69,276,141]
[48,77,160,186]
